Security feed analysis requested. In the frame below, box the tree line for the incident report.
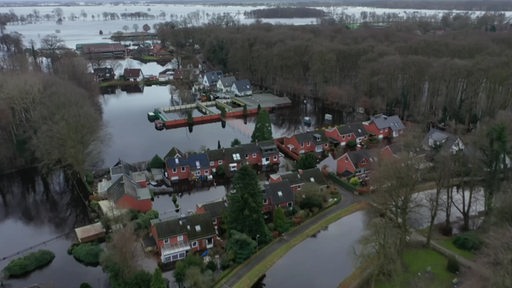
[244,7,326,19]
[158,13,512,128]
[0,32,104,177]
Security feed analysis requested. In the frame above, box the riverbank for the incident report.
[215,188,366,288]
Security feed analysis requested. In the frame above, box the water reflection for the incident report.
[0,169,108,287]
[262,211,367,288]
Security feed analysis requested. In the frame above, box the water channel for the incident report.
[262,211,367,288]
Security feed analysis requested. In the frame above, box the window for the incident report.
[300,142,304,147]
[263,198,268,204]
[218,160,223,165]
[191,241,198,248]
[207,237,214,245]
[172,168,177,173]
[245,154,249,159]
[342,135,345,140]
[195,170,201,176]
[272,156,277,161]
[287,202,293,208]
[163,238,169,244]
[177,235,184,242]
[209,161,214,166]
[252,153,257,158]
[204,170,209,175]
[212,218,217,225]
[181,166,186,172]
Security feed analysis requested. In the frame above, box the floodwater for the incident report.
[0,169,110,287]
[262,211,367,288]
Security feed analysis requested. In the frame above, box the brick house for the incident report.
[363,114,405,139]
[150,213,216,263]
[282,131,329,156]
[324,122,367,146]
[123,68,144,82]
[262,180,294,214]
[196,199,227,231]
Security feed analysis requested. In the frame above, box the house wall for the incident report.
[283,137,314,154]
[166,165,190,181]
[364,123,389,138]
[336,154,356,175]
[116,195,152,212]
[189,237,214,252]
[324,129,356,146]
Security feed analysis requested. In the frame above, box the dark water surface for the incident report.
[262,211,367,288]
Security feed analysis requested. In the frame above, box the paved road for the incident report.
[220,187,359,288]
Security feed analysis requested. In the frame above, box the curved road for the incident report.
[220,187,359,288]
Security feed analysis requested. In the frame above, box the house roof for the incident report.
[337,122,367,138]
[218,76,236,88]
[124,68,142,78]
[260,140,279,156]
[423,128,463,153]
[233,79,252,93]
[151,213,216,240]
[225,147,245,163]
[164,147,184,160]
[238,143,260,155]
[107,175,151,202]
[347,150,378,167]
[81,43,125,53]
[299,168,328,186]
[264,180,294,205]
[198,199,227,219]
[294,130,328,145]
[166,155,189,169]
[371,114,405,132]
[317,154,337,174]
[187,153,210,170]
[204,71,223,85]
[206,149,225,162]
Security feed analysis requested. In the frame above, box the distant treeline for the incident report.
[158,14,512,128]
[245,7,326,19]
[339,0,512,11]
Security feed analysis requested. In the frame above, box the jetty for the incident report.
[148,93,291,130]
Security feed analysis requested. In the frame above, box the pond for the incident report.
[262,211,368,288]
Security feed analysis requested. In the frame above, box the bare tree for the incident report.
[100,224,139,278]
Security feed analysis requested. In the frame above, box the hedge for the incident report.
[328,173,356,192]
[70,243,104,266]
[3,249,55,278]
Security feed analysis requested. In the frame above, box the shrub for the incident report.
[453,232,482,251]
[3,249,55,278]
[80,283,93,288]
[446,256,460,274]
[349,177,360,186]
[71,243,104,266]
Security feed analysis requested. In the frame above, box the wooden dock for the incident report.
[149,94,291,130]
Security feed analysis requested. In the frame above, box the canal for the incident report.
[262,211,368,288]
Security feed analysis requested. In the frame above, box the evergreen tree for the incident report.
[226,230,257,263]
[226,165,270,242]
[231,138,241,147]
[251,109,273,143]
[149,154,164,169]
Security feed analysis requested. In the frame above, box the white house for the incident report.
[217,76,236,92]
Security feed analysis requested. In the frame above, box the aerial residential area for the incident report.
[0,1,511,288]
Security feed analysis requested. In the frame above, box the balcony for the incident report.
[161,241,190,255]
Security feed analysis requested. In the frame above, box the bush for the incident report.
[349,177,360,186]
[80,283,93,288]
[452,232,482,251]
[446,256,460,274]
[71,243,104,266]
[3,249,55,278]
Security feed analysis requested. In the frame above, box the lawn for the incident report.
[438,238,476,260]
[375,248,456,288]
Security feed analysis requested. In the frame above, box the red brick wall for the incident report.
[117,195,152,212]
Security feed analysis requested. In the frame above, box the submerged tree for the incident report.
[251,109,272,143]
